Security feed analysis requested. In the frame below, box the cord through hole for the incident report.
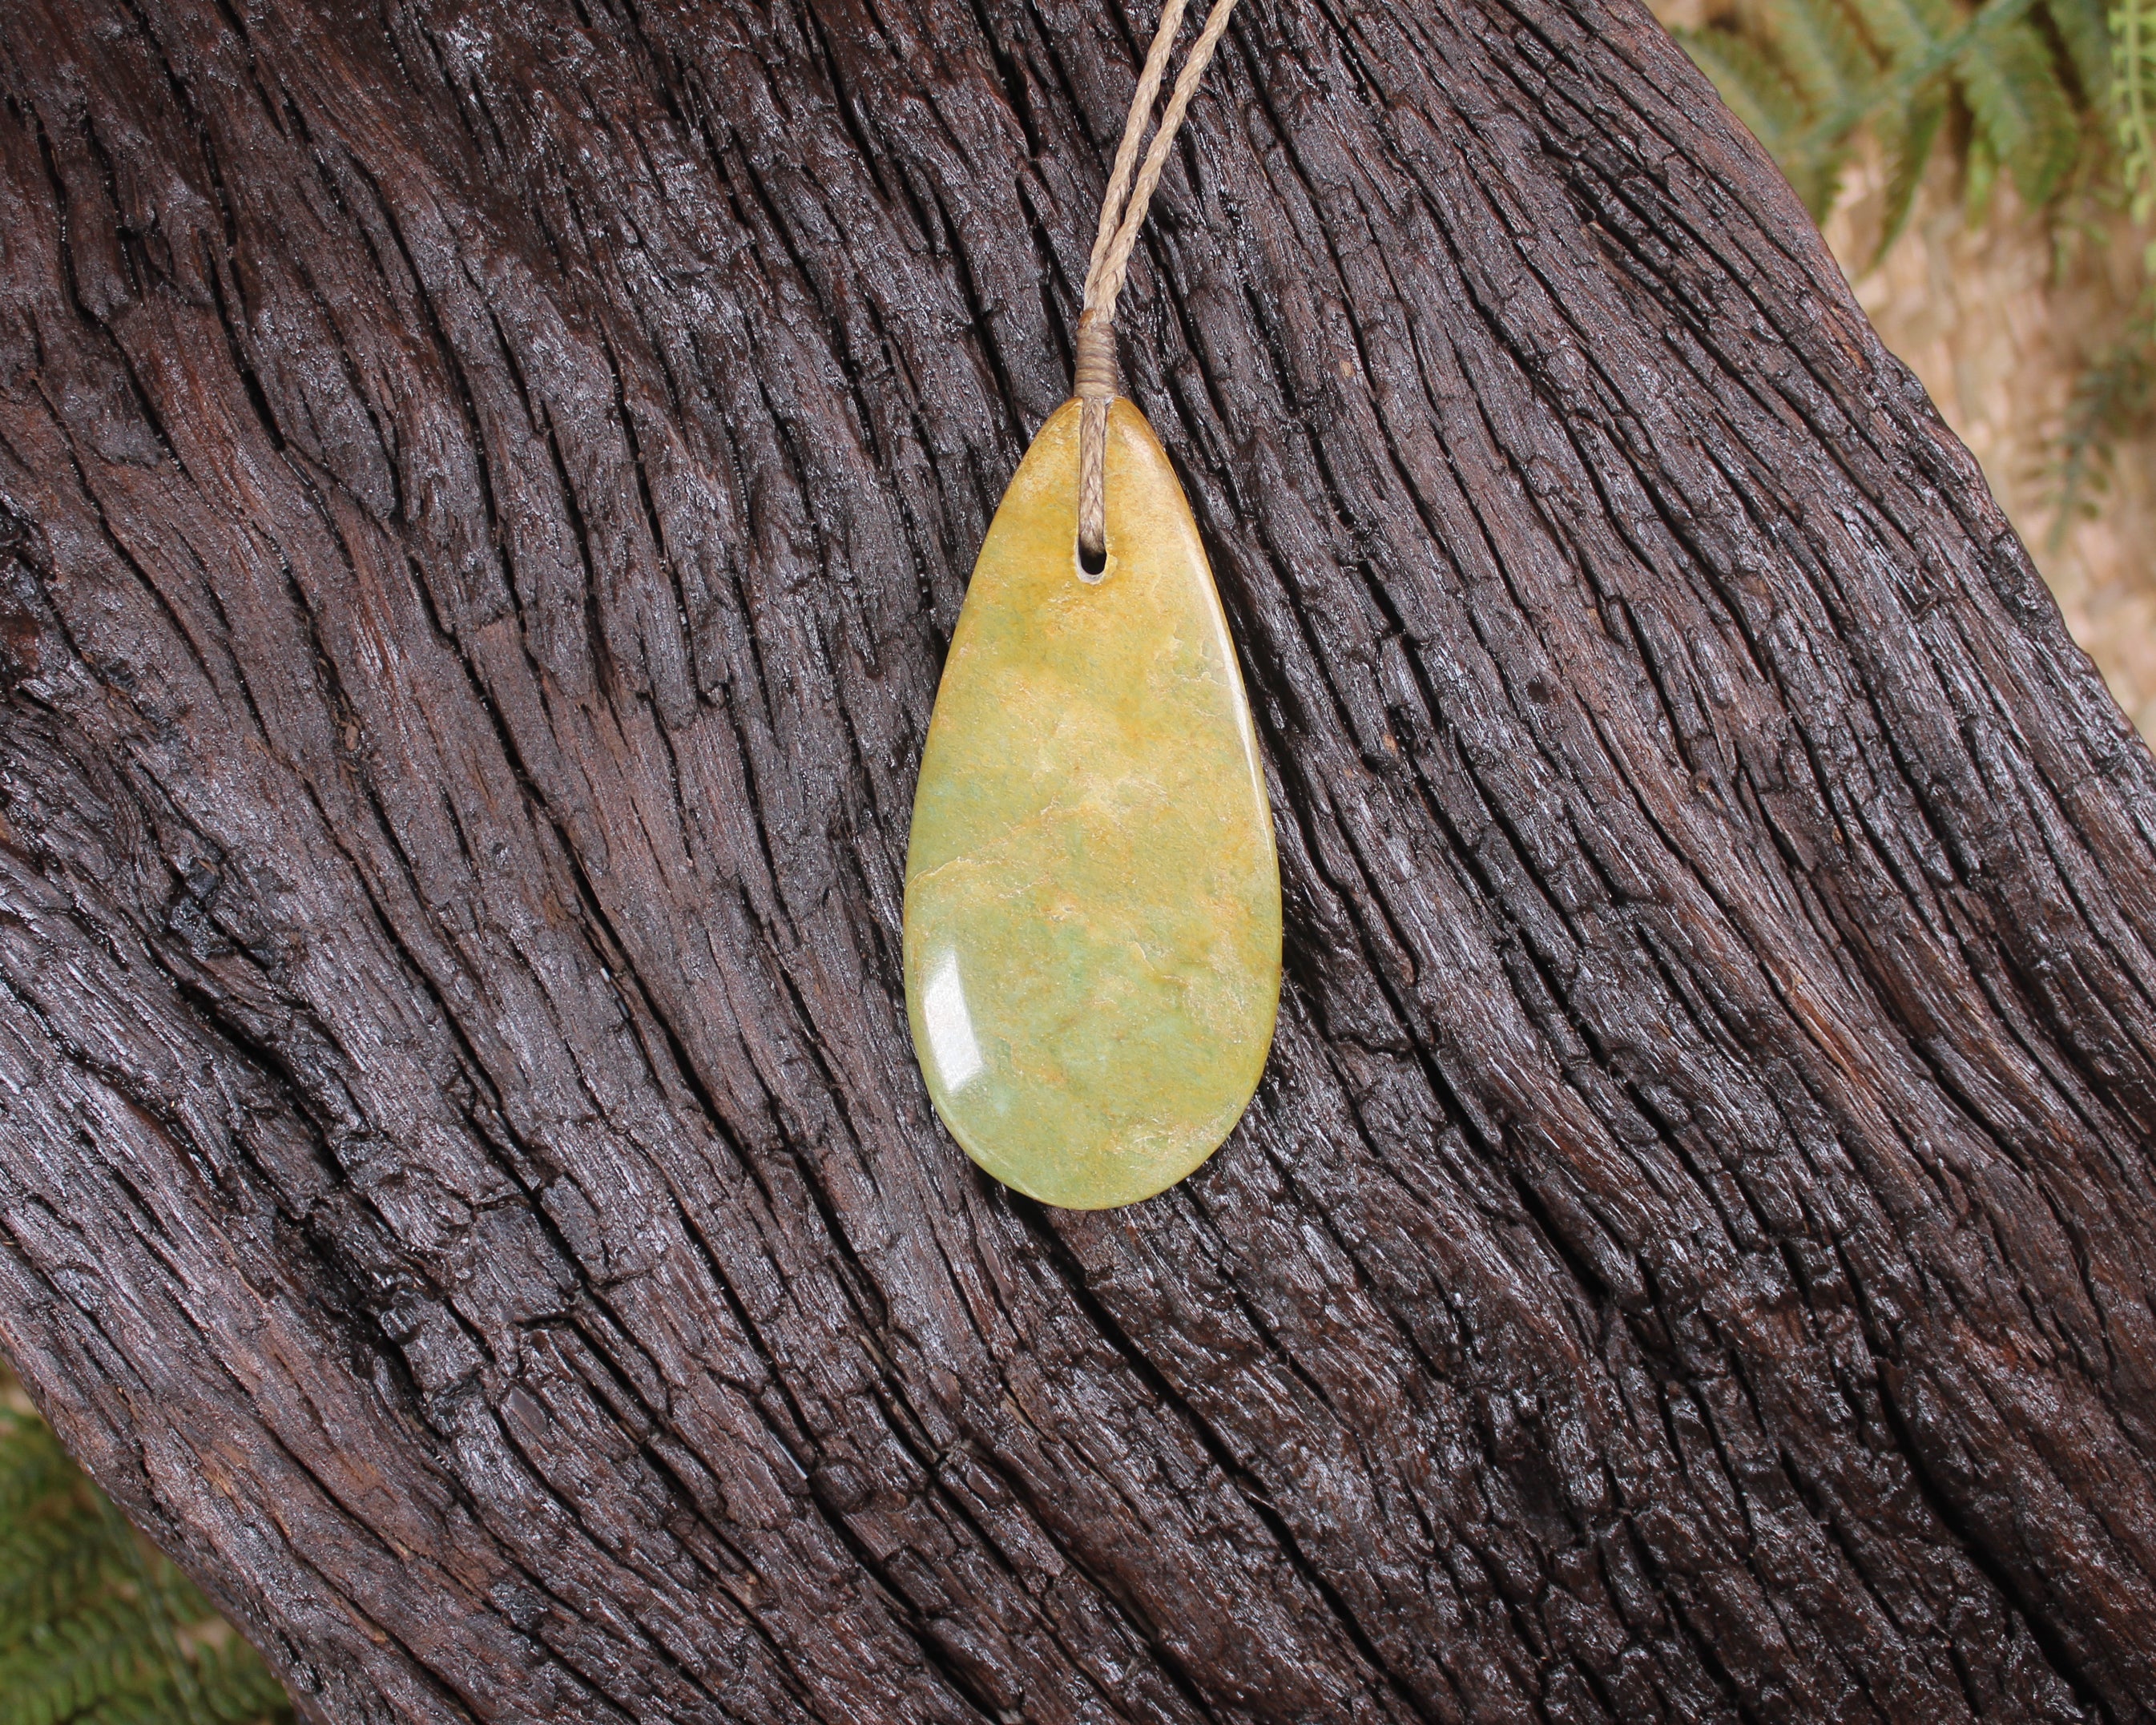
[1077,536,1108,578]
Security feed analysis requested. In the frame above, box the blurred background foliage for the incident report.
[0,1364,291,1725]
[1666,0,2156,732]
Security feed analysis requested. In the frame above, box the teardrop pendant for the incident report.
[903,398,1281,1209]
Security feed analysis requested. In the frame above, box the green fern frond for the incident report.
[58,1638,288,1725]
[2118,0,2156,214]
[1678,0,2103,220]
[0,1405,292,1725]
[1744,0,1880,108]
[1958,16,2085,200]
[1965,124,2005,216]
[1879,75,1954,248]
[2053,305,2156,534]
[2051,0,2116,98]
[0,1600,177,1725]
[0,1510,129,1638]
[0,1413,85,1521]
[1844,0,1959,72]
[1679,24,1815,149]
[189,1640,296,1725]
[1680,25,1856,208]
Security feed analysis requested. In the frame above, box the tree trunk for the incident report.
[3,0,2155,1717]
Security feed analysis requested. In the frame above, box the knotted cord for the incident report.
[1074,0,1239,574]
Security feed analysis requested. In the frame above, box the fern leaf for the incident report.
[1740,0,1880,109]
[1677,26,1812,153]
[1846,0,1960,71]
[0,1509,129,1642]
[0,1416,83,1521]
[2051,305,2155,538]
[1964,123,2005,216]
[1879,76,1952,252]
[1959,17,2083,200]
[74,1689,189,1725]
[34,1654,191,1725]
[1679,26,1856,212]
[192,1638,294,1725]
[2050,0,2117,102]
[1680,0,2102,224]
[2118,0,2156,215]
[0,1601,171,1725]
[0,1403,292,1725]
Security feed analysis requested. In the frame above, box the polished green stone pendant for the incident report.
[902,397,1282,1209]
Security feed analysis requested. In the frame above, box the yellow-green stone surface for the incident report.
[903,397,1281,1209]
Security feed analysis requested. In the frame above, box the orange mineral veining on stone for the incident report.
[902,398,1281,1209]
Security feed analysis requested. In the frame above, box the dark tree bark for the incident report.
[2,0,2154,1718]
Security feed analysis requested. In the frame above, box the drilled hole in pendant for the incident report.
[1076,534,1109,582]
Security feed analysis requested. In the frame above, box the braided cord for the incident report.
[1074,0,1239,574]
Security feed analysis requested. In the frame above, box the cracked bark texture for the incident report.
[2,0,2156,1718]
